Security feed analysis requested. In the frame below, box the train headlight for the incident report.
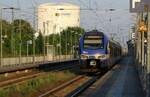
[98,55,106,59]
[80,55,88,59]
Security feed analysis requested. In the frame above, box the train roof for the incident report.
[84,30,107,37]
[80,30,110,41]
[81,30,121,47]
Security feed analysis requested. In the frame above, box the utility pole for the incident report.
[59,31,61,61]
[43,22,46,62]
[0,8,2,67]
[147,12,150,97]
[11,8,14,56]
[19,13,22,65]
[33,7,36,65]
[3,7,19,56]
[138,13,142,65]
[46,21,49,60]
[52,25,55,61]
[70,31,73,59]
[65,31,67,59]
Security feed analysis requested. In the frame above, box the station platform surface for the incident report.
[80,57,145,97]
[0,59,78,73]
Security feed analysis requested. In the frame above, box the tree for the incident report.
[35,32,44,55]
[60,27,85,55]
[47,34,60,55]
[0,19,11,57]
[1,18,85,57]
[12,19,34,56]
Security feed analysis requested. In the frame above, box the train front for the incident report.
[79,31,109,72]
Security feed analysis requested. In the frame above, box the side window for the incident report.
[107,42,110,54]
[109,42,113,57]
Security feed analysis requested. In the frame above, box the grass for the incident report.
[0,70,76,97]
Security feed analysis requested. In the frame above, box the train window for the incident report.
[83,35,104,50]
[106,42,110,54]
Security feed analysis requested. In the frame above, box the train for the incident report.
[79,30,122,72]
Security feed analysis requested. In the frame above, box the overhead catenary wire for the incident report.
[78,0,105,27]
[78,0,110,32]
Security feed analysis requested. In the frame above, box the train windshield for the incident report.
[83,35,104,49]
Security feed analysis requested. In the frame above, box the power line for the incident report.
[78,0,106,30]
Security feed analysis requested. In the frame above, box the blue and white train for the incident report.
[79,30,122,72]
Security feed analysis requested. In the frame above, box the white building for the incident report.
[38,3,80,36]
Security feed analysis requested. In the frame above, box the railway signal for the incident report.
[138,20,147,32]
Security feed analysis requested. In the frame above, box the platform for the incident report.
[0,59,78,73]
[80,57,145,97]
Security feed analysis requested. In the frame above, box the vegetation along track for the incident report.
[38,65,116,97]
[38,75,96,97]
[0,63,78,88]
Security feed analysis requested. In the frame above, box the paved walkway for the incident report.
[80,57,145,97]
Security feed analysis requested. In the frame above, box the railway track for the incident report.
[37,74,99,97]
[0,63,79,89]
[38,75,90,97]
[74,65,120,97]
[66,76,99,97]
[38,65,118,97]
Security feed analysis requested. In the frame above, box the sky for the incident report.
[0,0,135,45]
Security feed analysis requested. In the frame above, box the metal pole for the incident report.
[3,8,19,56]
[19,14,22,65]
[33,7,36,65]
[75,33,77,58]
[70,31,72,59]
[72,32,74,59]
[141,32,144,65]
[27,42,29,63]
[58,27,62,61]
[11,8,14,56]
[46,21,49,62]
[147,12,150,97]
[43,22,46,62]
[59,34,61,61]
[65,31,67,60]
[27,42,29,57]
[74,33,76,58]
[52,25,55,61]
[0,8,2,67]
[138,13,142,64]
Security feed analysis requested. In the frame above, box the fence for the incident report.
[0,55,74,67]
